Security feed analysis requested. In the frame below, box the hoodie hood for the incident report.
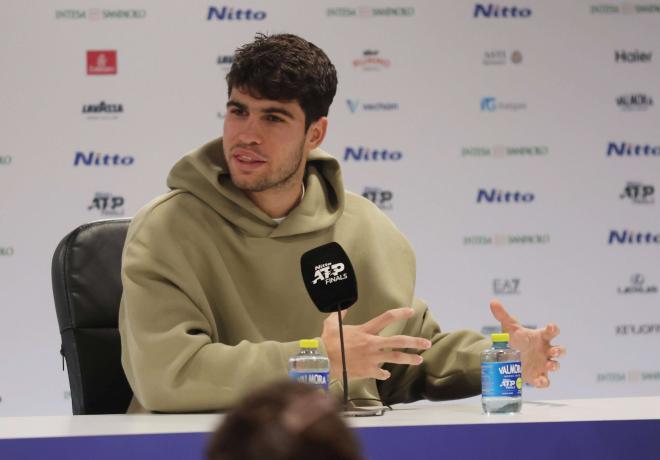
[166,137,345,238]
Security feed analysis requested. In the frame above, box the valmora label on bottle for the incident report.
[289,371,329,390]
[481,361,522,397]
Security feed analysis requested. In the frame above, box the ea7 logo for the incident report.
[313,262,348,285]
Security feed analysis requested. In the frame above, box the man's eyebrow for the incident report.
[261,107,295,119]
[227,100,246,110]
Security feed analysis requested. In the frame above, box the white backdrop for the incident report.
[1,0,659,415]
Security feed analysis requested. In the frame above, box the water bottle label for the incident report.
[289,371,329,390]
[481,361,522,397]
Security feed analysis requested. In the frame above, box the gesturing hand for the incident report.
[490,299,566,388]
[321,307,431,381]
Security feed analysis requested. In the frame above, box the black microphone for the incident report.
[301,242,357,409]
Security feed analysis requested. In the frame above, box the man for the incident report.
[119,34,564,413]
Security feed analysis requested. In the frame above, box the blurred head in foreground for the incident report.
[207,381,365,460]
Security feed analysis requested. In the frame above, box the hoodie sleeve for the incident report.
[119,201,300,413]
[376,298,490,405]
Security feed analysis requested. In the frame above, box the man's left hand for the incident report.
[489,299,566,388]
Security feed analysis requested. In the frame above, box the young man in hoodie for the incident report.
[119,34,564,413]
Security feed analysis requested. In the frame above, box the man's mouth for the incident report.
[232,148,266,164]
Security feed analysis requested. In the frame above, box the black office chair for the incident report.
[51,219,133,415]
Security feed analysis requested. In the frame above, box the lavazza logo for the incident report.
[462,145,549,158]
[346,99,399,113]
[608,230,660,245]
[606,142,660,157]
[618,273,658,294]
[463,233,550,246]
[55,8,146,20]
[493,278,521,295]
[473,3,533,17]
[82,101,123,119]
[591,4,660,14]
[480,97,527,112]
[74,151,135,166]
[312,262,347,285]
[620,182,654,204]
[207,6,266,20]
[88,193,125,216]
[362,187,393,210]
[615,49,652,63]
[353,50,390,71]
[597,370,660,383]
[477,189,535,203]
[616,93,654,111]
[343,146,402,162]
[327,6,414,18]
[483,49,523,66]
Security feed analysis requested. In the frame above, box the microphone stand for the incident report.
[336,304,349,411]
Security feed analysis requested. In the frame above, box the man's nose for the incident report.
[236,116,262,145]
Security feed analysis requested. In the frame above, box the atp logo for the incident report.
[313,262,348,285]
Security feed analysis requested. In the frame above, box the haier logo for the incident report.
[615,50,652,63]
[474,3,532,18]
[477,189,534,203]
[312,262,347,285]
[344,147,403,161]
[207,6,266,20]
[607,142,660,157]
[74,151,135,166]
[608,230,660,245]
[620,182,654,204]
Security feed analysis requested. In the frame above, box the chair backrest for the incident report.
[51,219,133,415]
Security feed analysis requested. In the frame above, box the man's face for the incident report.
[222,87,310,193]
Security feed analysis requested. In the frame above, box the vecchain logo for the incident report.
[480,97,526,112]
[74,151,135,166]
[620,182,654,204]
[473,3,532,18]
[608,230,660,245]
[607,142,660,157]
[312,262,347,285]
[477,189,534,203]
[207,6,266,20]
[346,99,399,113]
[344,146,402,161]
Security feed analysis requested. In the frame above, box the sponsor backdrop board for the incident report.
[0,1,659,415]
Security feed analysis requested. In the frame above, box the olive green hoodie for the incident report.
[119,137,488,413]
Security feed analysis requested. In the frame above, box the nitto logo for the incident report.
[474,3,532,18]
[88,193,125,216]
[608,230,660,245]
[344,147,402,161]
[207,6,266,20]
[477,189,534,203]
[74,151,135,166]
[620,182,654,204]
[0,155,11,166]
[493,278,520,295]
[312,262,347,285]
[362,187,393,210]
[615,50,652,63]
[607,142,660,157]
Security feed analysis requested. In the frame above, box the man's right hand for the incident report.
[321,307,432,381]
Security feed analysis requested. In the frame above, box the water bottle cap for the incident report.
[491,333,510,342]
[299,339,319,349]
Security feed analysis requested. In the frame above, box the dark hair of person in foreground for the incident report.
[207,380,365,460]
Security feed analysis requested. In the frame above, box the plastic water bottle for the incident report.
[288,339,330,391]
[481,333,522,414]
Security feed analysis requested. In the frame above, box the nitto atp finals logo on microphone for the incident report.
[312,262,348,285]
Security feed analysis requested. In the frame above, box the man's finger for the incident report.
[377,335,431,351]
[541,323,560,341]
[546,360,560,372]
[533,375,549,388]
[548,346,566,358]
[361,307,414,334]
[489,299,519,331]
[376,351,424,366]
[373,368,391,381]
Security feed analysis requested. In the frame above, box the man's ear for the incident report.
[306,117,328,150]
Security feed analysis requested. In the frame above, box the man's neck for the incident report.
[245,181,305,219]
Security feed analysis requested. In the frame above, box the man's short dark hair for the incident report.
[226,33,338,130]
[207,381,364,460]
